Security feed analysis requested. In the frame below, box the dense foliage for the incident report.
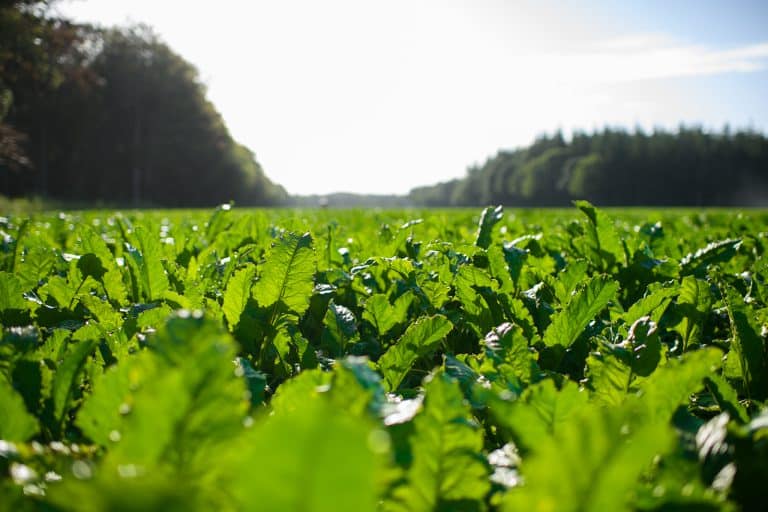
[0,2,286,206]
[1,204,767,511]
[409,128,768,207]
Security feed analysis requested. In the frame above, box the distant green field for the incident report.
[1,204,767,511]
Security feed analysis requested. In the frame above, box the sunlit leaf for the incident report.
[378,315,453,391]
[253,231,315,316]
[384,372,490,512]
[542,274,618,348]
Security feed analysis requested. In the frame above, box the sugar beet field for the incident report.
[1,203,767,511]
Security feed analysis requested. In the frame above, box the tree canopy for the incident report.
[409,127,768,207]
[1,2,286,206]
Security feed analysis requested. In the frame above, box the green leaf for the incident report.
[454,265,494,317]
[680,238,741,277]
[230,401,379,512]
[720,284,768,400]
[205,202,234,240]
[574,200,625,268]
[80,295,123,333]
[384,372,490,512]
[548,259,589,306]
[76,362,132,446]
[321,300,357,356]
[235,357,267,407]
[490,379,588,451]
[16,246,55,291]
[363,292,413,337]
[501,401,674,512]
[622,284,678,328]
[483,322,537,385]
[253,232,315,316]
[587,346,633,406]
[77,253,107,282]
[41,274,79,308]
[125,225,169,302]
[79,227,128,305]
[675,276,711,350]
[0,271,26,310]
[0,376,38,441]
[632,347,723,423]
[705,374,750,423]
[587,318,662,406]
[475,205,503,249]
[222,264,256,330]
[80,313,246,472]
[502,348,722,511]
[542,275,619,348]
[52,339,97,431]
[379,315,453,391]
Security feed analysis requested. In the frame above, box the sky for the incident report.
[56,0,768,196]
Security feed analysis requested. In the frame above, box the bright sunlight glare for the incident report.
[57,0,768,195]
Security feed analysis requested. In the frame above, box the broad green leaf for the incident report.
[269,368,331,415]
[363,291,414,337]
[253,231,315,316]
[41,275,77,308]
[490,379,588,451]
[501,401,674,512]
[622,284,678,328]
[205,202,234,240]
[680,238,741,277]
[587,345,633,406]
[475,205,503,249]
[574,200,625,269]
[378,315,453,391]
[86,314,246,472]
[235,357,267,407]
[52,339,97,431]
[78,227,117,271]
[80,295,123,333]
[503,348,722,511]
[588,318,663,406]
[542,275,619,348]
[0,377,38,441]
[136,303,172,330]
[632,347,723,423]
[321,300,357,356]
[0,271,26,310]
[77,253,107,282]
[720,284,767,400]
[626,317,663,377]
[588,318,661,403]
[675,276,711,350]
[76,362,132,446]
[483,322,537,385]
[230,401,379,512]
[415,275,451,309]
[488,245,515,293]
[221,263,256,330]
[125,225,169,302]
[502,242,529,290]
[16,246,55,291]
[79,227,128,305]
[384,373,490,512]
[548,259,589,306]
[705,374,750,423]
[454,264,494,317]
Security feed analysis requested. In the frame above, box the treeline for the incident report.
[409,127,768,207]
[0,1,286,207]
